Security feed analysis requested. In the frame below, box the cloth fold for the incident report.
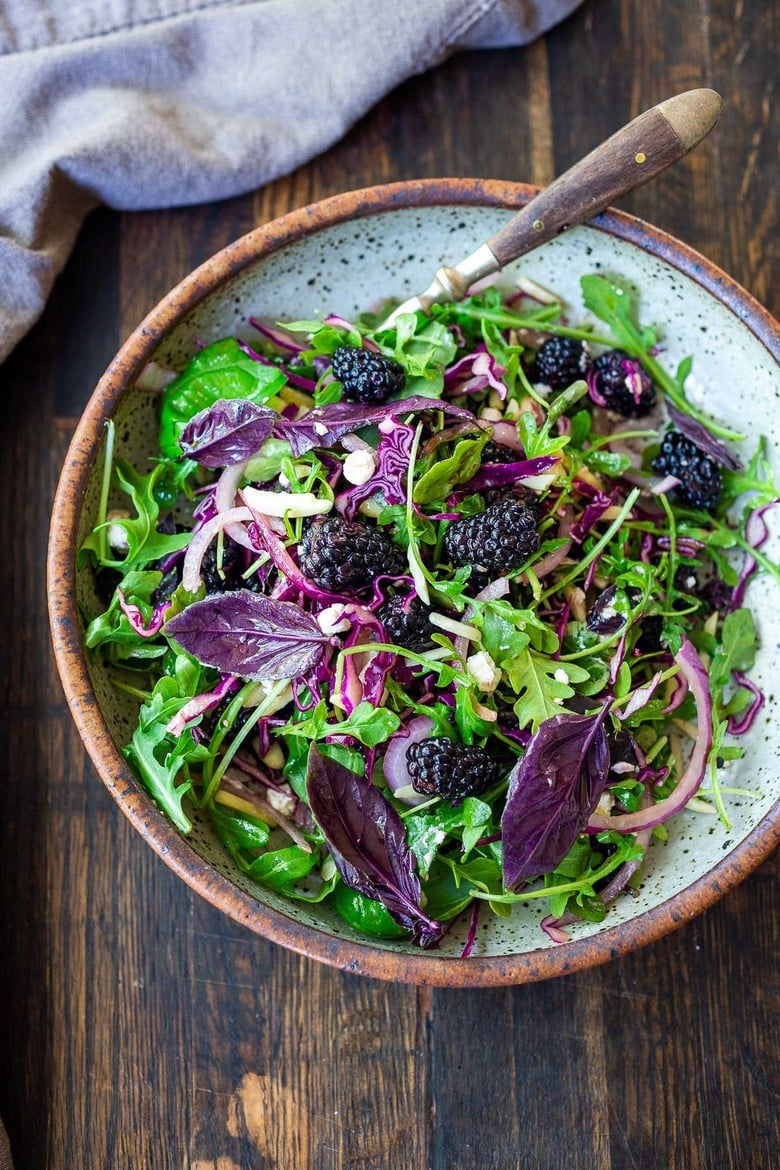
[0,0,582,365]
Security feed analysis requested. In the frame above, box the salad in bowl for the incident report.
[79,269,779,953]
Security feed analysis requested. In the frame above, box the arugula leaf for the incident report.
[123,660,210,832]
[414,433,489,504]
[507,650,590,731]
[281,700,401,747]
[373,314,457,388]
[159,339,287,458]
[82,460,193,571]
[580,275,744,442]
[709,608,757,692]
[517,411,570,459]
[85,570,166,656]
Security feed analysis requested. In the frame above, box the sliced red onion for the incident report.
[214,461,256,550]
[239,342,316,391]
[243,504,351,605]
[489,421,523,452]
[650,474,681,496]
[608,632,628,686]
[475,576,511,604]
[656,535,706,556]
[117,589,168,638]
[617,670,664,720]
[662,673,689,715]
[540,916,572,944]
[727,671,764,735]
[444,349,507,399]
[533,505,574,579]
[382,716,434,806]
[248,318,304,355]
[570,492,616,544]
[335,615,393,715]
[166,675,239,736]
[588,639,712,833]
[731,500,778,610]
[181,506,254,592]
[586,367,607,408]
[453,576,510,659]
[597,826,653,904]
[323,314,360,333]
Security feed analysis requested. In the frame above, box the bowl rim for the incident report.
[48,177,779,987]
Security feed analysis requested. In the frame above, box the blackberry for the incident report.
[652,431,722,511]
[700,575,732,614]
[95,567,123,608]
[298,517,406,595]
[202,693,254,739]
[637,614,664,654]
[407,738,502,803]
[151,565,182,606]
[589,348,656,417]
[674,566,700,595]
[200,537,247,594]
[331,345,405,404]
[481,439,519,464]
[444,495,539,574]
[533,336,588,389]
[609,730,638,774]
[377,594,434,651]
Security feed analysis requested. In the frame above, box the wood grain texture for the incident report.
[0,1,776,1168]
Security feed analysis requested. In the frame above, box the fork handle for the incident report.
[487,89,722,267]
[411,90,723,315]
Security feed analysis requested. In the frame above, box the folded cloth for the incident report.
[0,0,582,364]
[0,1118,10,1170]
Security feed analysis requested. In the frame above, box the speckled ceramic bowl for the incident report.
[48,180,779,985]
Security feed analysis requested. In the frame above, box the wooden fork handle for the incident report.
[486,89,723,268]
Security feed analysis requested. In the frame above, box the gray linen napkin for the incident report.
[0,0,582,365]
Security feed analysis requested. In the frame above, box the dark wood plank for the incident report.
[0,2,776,1169]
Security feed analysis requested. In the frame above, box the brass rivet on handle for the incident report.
[635,152,647,163]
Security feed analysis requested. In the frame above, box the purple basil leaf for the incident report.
[666,403,742,470]
[164,590,329,679]
[278,396,474,457]
[501,708,610,888]
[306,747,444,948]
[179,399,277,467]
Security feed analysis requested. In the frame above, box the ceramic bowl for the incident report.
[48,179,780,986]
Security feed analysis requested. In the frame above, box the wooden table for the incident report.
[1,1,777,1166]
